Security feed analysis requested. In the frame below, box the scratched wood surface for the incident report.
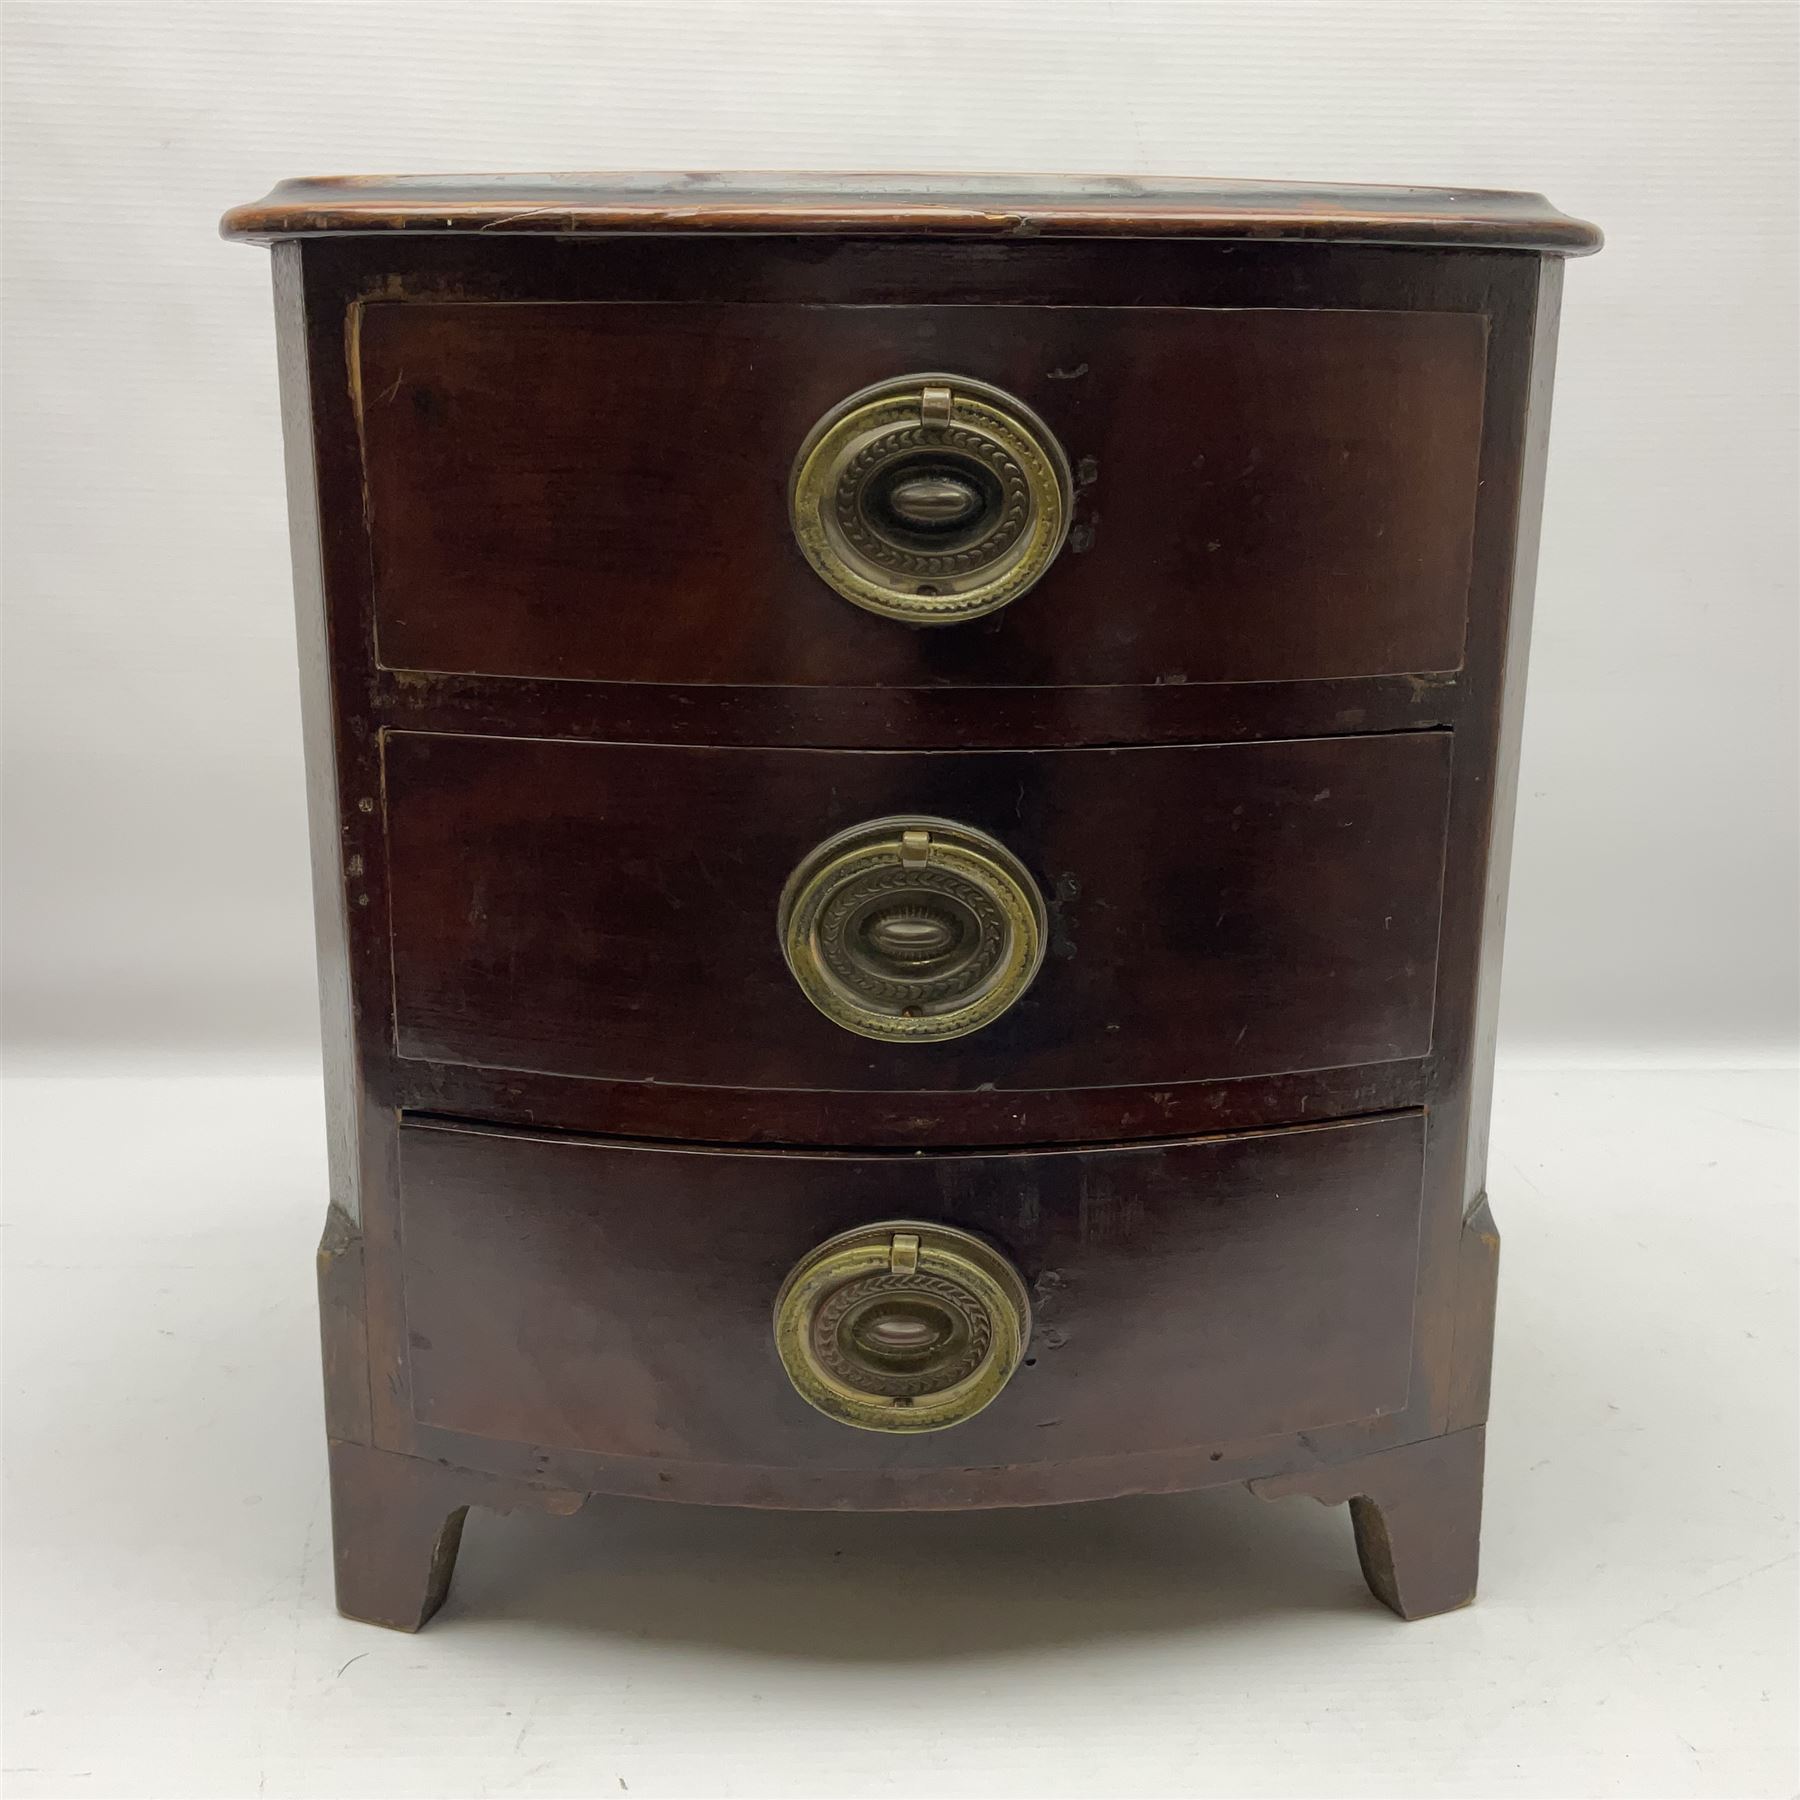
[222,171,1603,253]
[382,730,1455,1095]
[397,1112,1427,1479]
[358,300,1487,689]
[237,207,1584,1625]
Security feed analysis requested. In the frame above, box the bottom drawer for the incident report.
[396,1112,1426,1475]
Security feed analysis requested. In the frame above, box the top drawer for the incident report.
[356,302,1488,689]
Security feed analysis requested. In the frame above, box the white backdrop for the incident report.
[4,0,1796,1065]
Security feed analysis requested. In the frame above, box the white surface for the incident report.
[2,1066,1794,1799]
[2,0,1798,1064]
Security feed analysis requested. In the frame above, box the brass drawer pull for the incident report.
[774,1222,1032,1432]
[789,373,1073,625]
[778,815,1047,1043]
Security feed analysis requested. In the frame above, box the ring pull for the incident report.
[777,814,1047,1044]
[789,373,1073,625]
[773,1221,1032,1433]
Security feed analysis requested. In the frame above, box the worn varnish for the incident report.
[358,302,1486,687]
[397,1115,1426,1474]
[222,171,1602,253]
[382,732,1453,1093]
[228,172,1597,1632]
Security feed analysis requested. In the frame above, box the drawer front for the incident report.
[358,301,1486,687]
[383,730,1450,1094]
[397,1112,1424,1469]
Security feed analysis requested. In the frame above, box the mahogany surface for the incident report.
[382,731,1453,1093]
[359,301,1485,687]
[221,170,1602,254]
[230,174,1593,1629]
[397,1114,1426,1471]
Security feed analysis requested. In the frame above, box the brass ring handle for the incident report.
[789,373,1074,625]
[774,1221,1032,1433]
[778,815,1047,1043]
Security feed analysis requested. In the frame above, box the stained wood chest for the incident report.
[224,173,1600,1628]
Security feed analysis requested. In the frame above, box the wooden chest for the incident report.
[223,174,1600,1629]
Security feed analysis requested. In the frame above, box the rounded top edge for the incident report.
[219,171,1603,254]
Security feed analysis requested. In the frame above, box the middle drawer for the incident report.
[383,731,1451,1096]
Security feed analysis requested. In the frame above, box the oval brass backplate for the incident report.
[773,1221,1032,1433]
[777,815,1048,1044]
[789,373,1074,625]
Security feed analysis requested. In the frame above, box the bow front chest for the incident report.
[224,173,1600,1629]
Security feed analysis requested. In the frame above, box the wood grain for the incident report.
[222,171,1602,254]
[243,213,1588,1624]
[397,1112,1427,1475]
[358,301,1486,689]
[381,730,1454,1094]
[1252,1425,1485,1620]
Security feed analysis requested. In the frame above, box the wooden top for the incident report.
[221,172,1602,254]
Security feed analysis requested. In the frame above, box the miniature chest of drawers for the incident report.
[224,174,1600,1630]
